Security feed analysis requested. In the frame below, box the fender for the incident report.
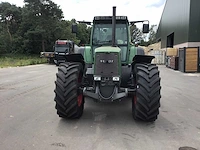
[131,55,155,69]
[65,54,85,69]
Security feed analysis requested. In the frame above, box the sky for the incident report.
[0,0,166,26]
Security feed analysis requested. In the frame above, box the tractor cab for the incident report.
[92,16,129,62]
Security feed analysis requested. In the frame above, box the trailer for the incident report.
[40,40,75,65]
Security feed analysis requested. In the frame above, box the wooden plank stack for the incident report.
[166,48,178,57]
[166,48,179,70]
[170,56,179,70]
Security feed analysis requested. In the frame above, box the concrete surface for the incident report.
[0,64,200,150]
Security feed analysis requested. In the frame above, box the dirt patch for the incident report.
[179,146,197,150]
[51,143,66,147]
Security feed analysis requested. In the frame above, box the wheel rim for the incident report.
[77,72,83,107]
[78,94,83,107]
[134,95,137,105]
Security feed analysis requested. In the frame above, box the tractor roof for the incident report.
[94,16,128,20]
[93,16,128,24]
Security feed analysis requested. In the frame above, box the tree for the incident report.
[148,25,157,44]
[77,23,91,45]
[0,2,22,53]
[130,25,143,44]
[139,25,158,46]
[0,1,92,55]
[53,20,79,45]
[21,0,64,53]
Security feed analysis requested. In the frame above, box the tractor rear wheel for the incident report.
[132,63,161,122]
[54,62,84,119]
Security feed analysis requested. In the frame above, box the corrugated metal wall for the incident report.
[189,0,200,42]
[157,0,191,48]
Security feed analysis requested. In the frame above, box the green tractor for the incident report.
[54,7,161,122]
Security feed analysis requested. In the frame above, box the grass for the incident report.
[0,54,47,68]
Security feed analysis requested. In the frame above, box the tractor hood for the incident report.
[94,46,121,53]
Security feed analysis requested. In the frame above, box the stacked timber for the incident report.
[166,48,179,69]
[148,50,165,65]
[170,57,179,70]
[145,42,165,65]
[166,48,178,56]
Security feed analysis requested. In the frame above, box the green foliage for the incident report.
[0,2,22,53]
[0,0,90,56]
[0,54,47,68]
[130,25,143,44]
[54,20,80,45]
[21,0,64,53]
[148,25,157,44]
[0,0,155,57]
[139,25,157,46]
[77,23,91,45]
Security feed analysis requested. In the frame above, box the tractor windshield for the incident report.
[92,23,128,61]
[93,24,128,45]
[55,45,69,53]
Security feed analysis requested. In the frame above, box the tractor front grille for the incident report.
[95,52,119,76]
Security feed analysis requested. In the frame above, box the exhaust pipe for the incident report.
[112,6,116,47]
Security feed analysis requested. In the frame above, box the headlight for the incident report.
[113,76,120,81]
[40,52,44,56]
[94,76,101,81]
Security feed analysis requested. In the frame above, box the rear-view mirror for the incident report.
[142,24,149,33]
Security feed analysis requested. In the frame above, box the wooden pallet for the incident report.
[170,56,179,70]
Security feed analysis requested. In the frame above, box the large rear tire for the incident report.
[54,62,84,119]
[132,63,161,122]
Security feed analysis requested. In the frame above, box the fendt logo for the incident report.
[100,60,114,64]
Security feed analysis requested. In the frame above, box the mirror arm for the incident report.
[130,20,149,26]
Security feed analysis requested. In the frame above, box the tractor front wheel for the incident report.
[132,63,161,122]
[54,62,84,119]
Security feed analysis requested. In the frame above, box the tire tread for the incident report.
[133,63,161,122]
[54,62,84,119]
